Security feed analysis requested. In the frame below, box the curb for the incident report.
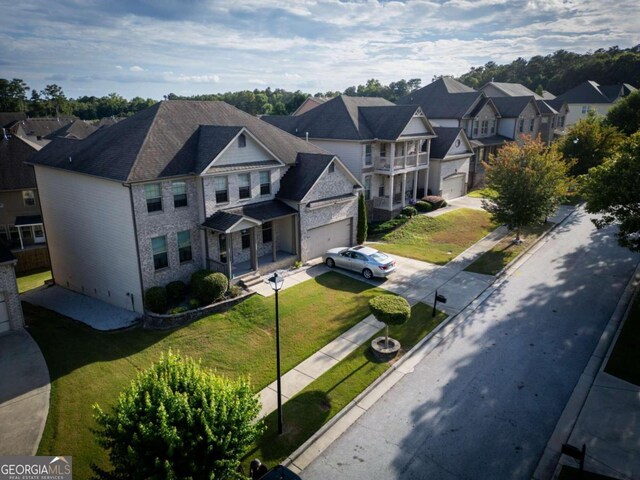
[532,260,640,480]
[283,205,579,473]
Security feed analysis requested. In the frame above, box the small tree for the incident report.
[483,136,571,243]
[556,112,623,176]
[581,132,640,251]
[369,295,410,348]
[92,351,263,479]
[357,193,368,244]
[606,89,640,136]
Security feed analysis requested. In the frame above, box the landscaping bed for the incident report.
[28,271,389,479]
[464,222,553,276]
[605,291,640,386]
[374,208,497,264]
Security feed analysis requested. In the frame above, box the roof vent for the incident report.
[2,128,7,141]
[305,132,309,142]
[68,156,73,164]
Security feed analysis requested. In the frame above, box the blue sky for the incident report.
[1,0,638,99]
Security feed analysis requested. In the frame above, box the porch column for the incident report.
[423,169,429,197]
[225,233,233,279]
[17,227,24,250]
[413,171,418,200]
[293,215,300,258]
[272,221,277,262]
[250,227,258,271]
[388,175,394,211]
[401,172,407,208]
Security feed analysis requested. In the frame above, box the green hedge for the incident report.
[144,286,168,314]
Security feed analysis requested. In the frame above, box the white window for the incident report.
[172,181,187,208]
[151,236,168,270]
[214,176,228,203]
[581,105,589,114]
[490,119,496,134]
[177,230,192,263]
[22,190,36,207]
[364,176,372,201]
[260,171,270,196]
[472,120,479,137]
[518,118,525,133]
[238,173,251,199]
[364,144,372,165]
[144,184,162,213]
[481,120,488,135]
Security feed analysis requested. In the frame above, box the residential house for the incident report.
[555,80,637,126]
[10,117,97,148]
[29,101,360,315]
[292,97,327,116]
[0,112,27,130]
[0,245,24,333]
[429,128,474,199]
[263,95,436,220]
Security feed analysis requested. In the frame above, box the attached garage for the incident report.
[440,174,466,200]
[0,293,9,333]
[307,218,353,260]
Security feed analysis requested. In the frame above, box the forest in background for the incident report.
[1,45,638,120]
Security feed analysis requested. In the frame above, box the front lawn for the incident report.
[375,208,497,264]
[605,292,640,386]
[242,302,448,469]
[29,272,388,479]
[464,222,552,275]
[17,269,52,293]
[467,187,496,199]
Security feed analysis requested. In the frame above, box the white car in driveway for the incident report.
[323,245,397,279]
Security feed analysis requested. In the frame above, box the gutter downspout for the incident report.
[127,184,145,313]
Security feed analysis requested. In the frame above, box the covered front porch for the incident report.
[371,169,429,212]
[201,200,299,280]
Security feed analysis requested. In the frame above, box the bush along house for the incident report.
[29,101,361,316]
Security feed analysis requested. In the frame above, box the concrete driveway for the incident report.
[0,329,50,455]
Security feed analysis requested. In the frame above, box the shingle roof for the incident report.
[0,112,27,129]
[397,78,483,119]
[202,200,296,232]
[29,101,327,183]
[10,117,77,138]
[482,82,544,100]
[491,96,538,118]
[263,95,421,141]
[430,127,465,158]
[536,100,558,115]
[542,91,556,100]
[0,245,16,264]
[46,119,97,140]
[470,135,511,147]
[0,135,39,190]
[202,211,244,232]
[195,126,243,173]
[554,80,635,104]
[277,153,336,201]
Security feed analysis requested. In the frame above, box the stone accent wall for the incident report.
[0,262,24,330]
[132,178,204,291]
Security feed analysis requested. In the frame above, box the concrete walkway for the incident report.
[21,285,140,331]
[0,329,50,456]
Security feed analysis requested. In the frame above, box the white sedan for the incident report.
[323,246,397,279]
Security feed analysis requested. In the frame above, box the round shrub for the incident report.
[401,206,418,218]
[227,285,243,299]
[166,280,186,303]
[92,351,264,479]
[422,195,447,209]
[197,272,229,305]
[144,286,168,314]
[369,295,411,326]
[415,201,432,213]
[190,269,213,301]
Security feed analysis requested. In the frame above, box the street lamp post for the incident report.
[268,272,285,435]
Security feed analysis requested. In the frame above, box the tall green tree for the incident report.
[581,132,640,251]
[41,83,69,116]
[556,112,624,176]
[93,351,263,480]
[0,78,30,111]
[357,193,368,244]
[483,136,572,242]
[606,89,640,135]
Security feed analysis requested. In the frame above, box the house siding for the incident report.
[565,103,612,126]
[0,262,23,330]
[400,116,430,136]
[309,140,364,181]
[429,119,460,128]
[206,134,275,168]
[34,166,144,312]
[132,179,203,292]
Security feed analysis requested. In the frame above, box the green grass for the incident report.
[467,187,496,199]
[605,292,640,386]
[376,208,497,265]
[464,223,553,275]
[16,269,52,293]
[28,272,389,479]
[242,302,448,469]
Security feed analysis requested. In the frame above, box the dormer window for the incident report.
[238,133,246,148]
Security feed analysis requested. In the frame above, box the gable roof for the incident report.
[491,96,539,118]
[542,90,556,100]
[555,81,636,104]
[397,78,483,119]
[0,112,27,129]
[0,135,39,190]
[45,119,97,140]
[481,82,544,100]
[29,101,327,183]
[195,126,243,173]
[292,96,327,116]
[536,100,558,115]
[467,97,501,118]
[263,95,428,141]
[276,153,336,201]
[10,117,77,138]
[430,127,471,158]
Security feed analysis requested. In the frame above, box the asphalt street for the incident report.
[302,208,640,480]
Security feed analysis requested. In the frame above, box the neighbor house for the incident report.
[429,128,474,199]
[554,80,636,126]
[292,96,327,116]
[0,245,24,333]
[263,95,436,219]
[29,101,360,314]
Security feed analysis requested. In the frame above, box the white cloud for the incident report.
[169,74,220,83]
[115,65,123,70]
[129,65,144,72]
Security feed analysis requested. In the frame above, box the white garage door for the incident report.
[0,292,10,333]
[308,218,352,260]
[441,175,466,200]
